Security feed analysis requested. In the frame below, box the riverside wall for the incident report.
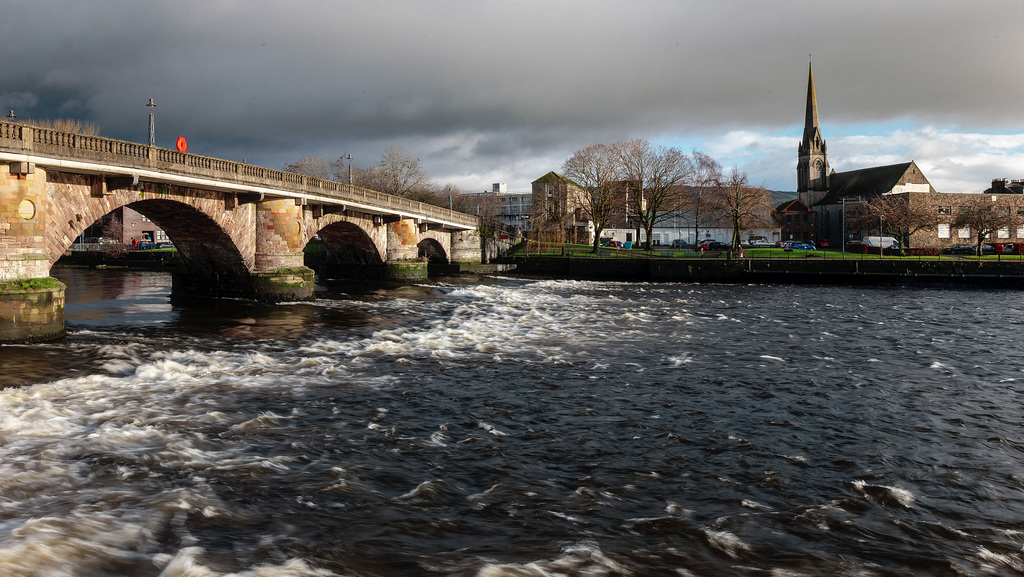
[502,256,1024,287]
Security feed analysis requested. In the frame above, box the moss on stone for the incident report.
[0,277,60,292]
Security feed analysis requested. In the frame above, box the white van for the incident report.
[863,236,900,249]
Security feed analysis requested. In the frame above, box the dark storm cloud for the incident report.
[2,1,1022,191]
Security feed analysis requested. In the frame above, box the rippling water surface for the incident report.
[3,268,1024,576]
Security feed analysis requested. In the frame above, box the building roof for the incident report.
[777,199,811,213]
[532,171,580,188]
[815,162,916,206]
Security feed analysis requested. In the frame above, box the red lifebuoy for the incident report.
[176,136,187,153]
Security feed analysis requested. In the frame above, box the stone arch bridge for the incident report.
[0,122,480,342]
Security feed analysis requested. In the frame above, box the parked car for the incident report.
[863,236,901,249]
[602,240,623,248]
[941,244,980,255]
[698,240,731,251]
[985,243,1015,254]
[671,239,690,248]
[816,239,831,249]
[155,241,175,249]
[135,241,155,250]
[746,239,775,248]
[781,241,815,250]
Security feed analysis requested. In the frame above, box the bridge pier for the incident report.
[0,164,66,343]
[252,198,314,301]
[382,218,428,281]
[451,230,482,263]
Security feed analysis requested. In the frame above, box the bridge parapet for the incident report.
[0,121,477,230]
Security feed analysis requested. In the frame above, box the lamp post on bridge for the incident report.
[346,153,353,186]
[147,98,156,146]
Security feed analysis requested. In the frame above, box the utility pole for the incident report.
[147,99,156,146]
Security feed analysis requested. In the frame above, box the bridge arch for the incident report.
[417,238,448,263]
[312,219,389,280]
[128,199,249,278]
[46,173,255,278]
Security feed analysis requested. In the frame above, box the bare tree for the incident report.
[709,168,775,251]
[850,193,935,252]
[616,139,693,251]
[284,154,331,180]
[562,143,622,253]
[685,151,722,244]
[374,144,428,197]
[951,195,1021,256]
[102,210,123,245]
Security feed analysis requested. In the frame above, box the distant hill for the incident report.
[771,190,797,204]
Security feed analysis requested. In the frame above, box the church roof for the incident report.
[815,162,917,206]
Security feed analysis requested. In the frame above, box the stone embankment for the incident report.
[499,256,1024,287]
[57,250,181,269]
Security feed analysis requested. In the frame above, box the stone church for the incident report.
[795,63,936,247]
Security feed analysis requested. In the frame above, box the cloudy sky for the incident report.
[3,1,1022,194]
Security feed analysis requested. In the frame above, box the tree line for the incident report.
[555,139,775,253]
[284,145,480,214]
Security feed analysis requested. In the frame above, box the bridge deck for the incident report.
[0,121,477,230]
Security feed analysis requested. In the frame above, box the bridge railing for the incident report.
[0,121,478,229]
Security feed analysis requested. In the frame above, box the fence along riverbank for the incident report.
[501,255,1024,286]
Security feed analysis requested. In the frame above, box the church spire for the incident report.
[797,61,828,199]
[803,62,820,145]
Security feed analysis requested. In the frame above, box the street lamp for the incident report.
[878,211,884,260]
[346,153,352,186]
[146,98,156,146]
[840,196,858,254]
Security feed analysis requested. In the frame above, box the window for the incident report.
[958,226,971,239]
[998,228,1010,239]
[1017,225,1024,238]
[937,206,951,215]
[937,223,950,238]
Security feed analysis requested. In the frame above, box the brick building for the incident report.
[777,199,814,243]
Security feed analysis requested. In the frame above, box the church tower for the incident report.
[797,62,829,205]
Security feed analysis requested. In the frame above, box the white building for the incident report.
[600,212,779,248]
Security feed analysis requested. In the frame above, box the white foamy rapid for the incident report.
[0,280,675,575]
[0,343,347,576]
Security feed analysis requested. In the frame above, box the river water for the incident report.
[2,268,1024,576]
